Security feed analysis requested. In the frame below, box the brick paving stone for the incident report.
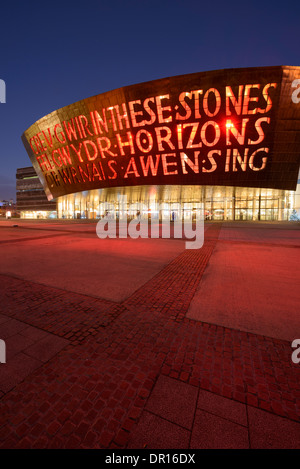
[0,274,118,342]
[0,224,299,449]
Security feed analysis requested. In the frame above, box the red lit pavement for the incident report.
[0,220,299,449]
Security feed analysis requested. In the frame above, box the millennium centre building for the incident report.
[21,66,300,221]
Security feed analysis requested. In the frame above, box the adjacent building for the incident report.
[16,166,56,218]
[0,199,16,218]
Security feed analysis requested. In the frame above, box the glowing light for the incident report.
[226,120,234,128]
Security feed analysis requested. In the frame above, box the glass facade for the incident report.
[16,167,57,218]
[57,185,295,221]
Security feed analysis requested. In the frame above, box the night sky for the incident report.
[0,0,299,201]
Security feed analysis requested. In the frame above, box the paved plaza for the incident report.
[0,219,299,449]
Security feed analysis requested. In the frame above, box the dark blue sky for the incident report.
[0,0,299,200]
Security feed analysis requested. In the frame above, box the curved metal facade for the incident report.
[22,66,300,201]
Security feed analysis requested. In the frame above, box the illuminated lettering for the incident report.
[107,160,117,179]
[52,149,63,167]
[140,155,160,177]
[226,85,244,116]
[135,129,153,153]
[114,103,130,130]
[90,109,108,134]
[45,155,55,170]
[129,100,145,127]
[79,164,92,182]
[70,166,82,184]
[143,97,156,125]
[180,152,199,174]
[36,154,50,172]
[156,95,172,123]
[58,168,72,184]
[70,142,84,162]
[42,129,53,148]
[203,88,221,117]
[23,67,297,200]
[248,117,270,145]
[201,121,221,147]
[232,148,249,172]
[83,140,98,161]
[225,149,231,172]
[78,115,94,138]
[30,137,40,155]
[183,122,201,149]
[60,146,73,165]
[74,117,83,139]
[242,84,260,115]
[116,132,135,155]
[249,147,269,171]
[36,132,48,151]
[92,162,102,180]
[98,160,106,180]
[259,83,277,113]
[34,136,44,154]
[45,172,60,187]
[155,126,175,151]
[124,157,140,178]
[107,106,118,131]
[96,137,117,159]
[54,124,66,143]
[161,153,178,175]
[191,90,203,119]
[177,124,183,149]
[226,118,249,145]
[63,119,78,142]
[202,150,219,173]
[175,92,192,120]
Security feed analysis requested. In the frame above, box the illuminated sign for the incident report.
[22,66,300,200]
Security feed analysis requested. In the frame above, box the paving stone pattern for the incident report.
[0,224,299,449]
